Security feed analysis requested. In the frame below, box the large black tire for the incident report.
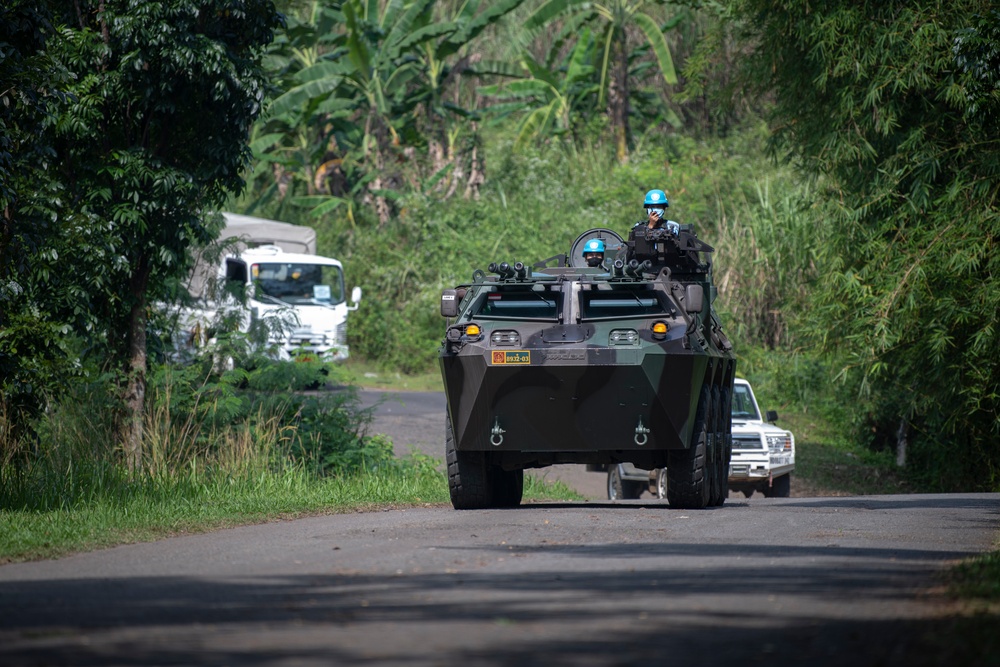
[491,467,524,507]
[667,387,711,509]
[710,386,730,507]
[706,387,723,507]
[765,473,791,498]
[446,418,492,509]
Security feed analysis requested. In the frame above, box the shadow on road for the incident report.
[1,534,995,666]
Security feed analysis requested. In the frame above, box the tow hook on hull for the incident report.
[490,418,505,447]
[635,418,650,446]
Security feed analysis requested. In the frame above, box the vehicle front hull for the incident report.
[440,341,734,469]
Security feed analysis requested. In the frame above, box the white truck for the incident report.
[728,377,795,498]
[178,212,361,362]
[606,377,795,500]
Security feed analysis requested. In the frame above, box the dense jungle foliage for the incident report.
[1,0,998,495]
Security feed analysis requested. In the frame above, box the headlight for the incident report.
[766,434,792,452]
[609,329,639,345]
[491,330,521,346]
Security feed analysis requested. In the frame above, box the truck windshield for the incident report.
[251,262,345,305]
[579,287,670,320]
[732,384,760,420]
[472,286,561,321]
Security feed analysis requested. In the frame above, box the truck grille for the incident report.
[732,434,764,451]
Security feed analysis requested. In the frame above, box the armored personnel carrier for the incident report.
[438,223,736,509]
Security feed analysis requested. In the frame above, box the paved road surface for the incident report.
[2,495,998,666]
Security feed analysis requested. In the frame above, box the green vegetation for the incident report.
[950,550,1000,604]
[713,0,1000,490]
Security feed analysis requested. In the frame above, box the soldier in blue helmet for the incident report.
[636,188,679,235]
[582,238,606,267]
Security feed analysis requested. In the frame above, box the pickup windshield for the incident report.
[251,262,345,305]
[579,287,671,320]
[732,384,760,420]
[472,286,561,321]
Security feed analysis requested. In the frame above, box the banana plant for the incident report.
[479,29,598,150]
[252,0,526,224]
[525,0,682,162]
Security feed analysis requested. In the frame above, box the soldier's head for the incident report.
[644,189,669,227]
[582,238,605,267]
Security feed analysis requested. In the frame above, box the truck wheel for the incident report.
[446,418,492,509]
[765,473,791,498]
[491,467,524,507]
[667,387,711,509]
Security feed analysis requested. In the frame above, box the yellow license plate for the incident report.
[491,350,530,365]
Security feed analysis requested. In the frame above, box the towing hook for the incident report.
[634,418,650,446]
[490,419,505,447]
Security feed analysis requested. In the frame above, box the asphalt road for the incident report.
[2,495,998,666]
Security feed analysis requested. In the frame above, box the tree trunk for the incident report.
[607,33,630,163]
[366,112,392,226]
[895,416,909,468]
[122,257,151,473]
[464,141,484,200]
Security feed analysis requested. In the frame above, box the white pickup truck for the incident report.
[728,377,795,498]
[606,377,795,500]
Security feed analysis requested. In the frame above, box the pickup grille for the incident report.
[732,434,764,451]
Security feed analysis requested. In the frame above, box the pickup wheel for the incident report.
[656,468,668,499]
[667,386,711,509]
[446,418,493,509]
[765,473,791,498]
[491,467,524,507]
[607,466,643,500]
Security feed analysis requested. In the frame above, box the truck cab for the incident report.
[231,245,360,361]
[173,213,361,363]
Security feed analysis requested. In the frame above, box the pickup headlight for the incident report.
[766,434,793,453]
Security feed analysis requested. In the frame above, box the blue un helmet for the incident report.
[644,189,669,226]
[583,238,605,255]
[644,189,669,210]
[583,238,605,267]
